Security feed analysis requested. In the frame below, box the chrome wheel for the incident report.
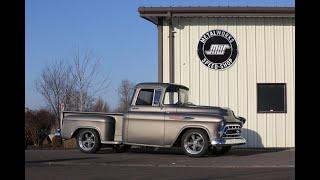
[183,132,205,155]
[79,131,96,151]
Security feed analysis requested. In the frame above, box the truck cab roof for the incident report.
[135,82,189,90]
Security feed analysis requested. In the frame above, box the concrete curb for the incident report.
[25,161,295,168]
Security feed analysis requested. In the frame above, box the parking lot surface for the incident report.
[25,147,294,180]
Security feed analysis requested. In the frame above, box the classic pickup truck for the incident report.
[60,83,246,157]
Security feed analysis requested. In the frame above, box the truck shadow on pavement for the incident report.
[114,128,289,157]
[96,148,115,154]
[25,157,98,164]
[221,148,288,157]
[123,146,287,157]
[226,128,291,156]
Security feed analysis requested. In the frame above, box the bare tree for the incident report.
[116,79,135,112]
[35,60,73,122]
[64,90,95,111]
[35,49,109,124]
[92,97,110,112]
[71,48,110,112]
[35,49,110,123]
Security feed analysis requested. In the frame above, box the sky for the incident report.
[25,0,294,110]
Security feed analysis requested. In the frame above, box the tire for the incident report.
[212,146,232,155]
[181,129,209,157]
[76,129,101,154]
[113,144,131,153]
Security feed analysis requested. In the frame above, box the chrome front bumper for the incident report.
[211,137,246,146]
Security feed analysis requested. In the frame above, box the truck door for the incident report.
[126,88,165,146]
[162,87,179,146]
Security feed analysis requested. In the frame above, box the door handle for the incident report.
[184,116,194,119]
[132,107,139,110]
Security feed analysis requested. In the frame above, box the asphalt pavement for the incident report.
[25,147,295,180]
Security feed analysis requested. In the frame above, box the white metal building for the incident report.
[139,7,295,148]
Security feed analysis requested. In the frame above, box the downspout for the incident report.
[167,12,175,104]
[167,12,174,83]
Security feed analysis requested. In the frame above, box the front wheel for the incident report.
[76,129,101,154]
[181,129,209,157]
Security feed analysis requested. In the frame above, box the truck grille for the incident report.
[222,124,241,138]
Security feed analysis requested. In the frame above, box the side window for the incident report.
[135,89,154,105]
[163,91,178,105]
[152,89,162,106]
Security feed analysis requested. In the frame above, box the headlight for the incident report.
[238,117,246,127]
[220,120,225,127]
[218,120,225,131]
[218,120,225,137]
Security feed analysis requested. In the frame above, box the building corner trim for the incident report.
[157,18,163,83]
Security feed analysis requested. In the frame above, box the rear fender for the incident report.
[61,115,115,141]
[70,126,102,140]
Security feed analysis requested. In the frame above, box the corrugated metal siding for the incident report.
[162,17,295,148]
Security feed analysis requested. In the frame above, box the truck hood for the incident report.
[176,105,243,124]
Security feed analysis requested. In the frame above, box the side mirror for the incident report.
[59,103,65,111]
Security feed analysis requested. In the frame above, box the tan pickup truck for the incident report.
[60,83,246,157]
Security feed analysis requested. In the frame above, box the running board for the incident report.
[101,141,122,145]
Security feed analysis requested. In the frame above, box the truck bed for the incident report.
[61,111,124,143]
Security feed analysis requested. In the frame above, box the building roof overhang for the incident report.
[138,6,295,25]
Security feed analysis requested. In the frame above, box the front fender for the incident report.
[170,125,213,147]
[164,113,223,147]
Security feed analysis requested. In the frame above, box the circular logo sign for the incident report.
[197,29,238,70]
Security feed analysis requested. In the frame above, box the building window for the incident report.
[257,83,287,113]
[136,89,154,105]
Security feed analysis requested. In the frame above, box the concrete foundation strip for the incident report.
[25,161,294,168]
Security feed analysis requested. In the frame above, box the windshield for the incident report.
[163,86,194,106]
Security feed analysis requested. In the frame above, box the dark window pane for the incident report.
[136,89,154,105]
[257,83,286,113]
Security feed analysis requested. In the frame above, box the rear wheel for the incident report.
[76,129,101,154]
[181,129,209,157]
